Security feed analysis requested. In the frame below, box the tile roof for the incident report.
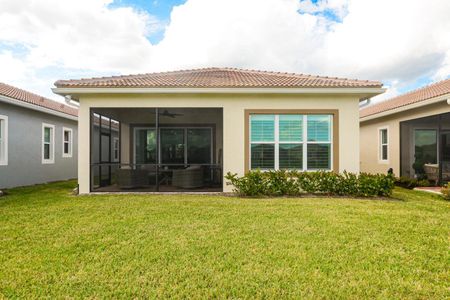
[0,82,78,117]
[360,78,450,118]
[54,67,383,89]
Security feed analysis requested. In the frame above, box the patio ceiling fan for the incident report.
[153,109,184,118]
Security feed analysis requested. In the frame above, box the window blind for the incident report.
[307,115,331,142]
[251,115,275,142]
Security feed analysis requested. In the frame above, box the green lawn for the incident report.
[0,181,449,299]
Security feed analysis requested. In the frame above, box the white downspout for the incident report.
[65,95,79,107]
[359,98,371,108]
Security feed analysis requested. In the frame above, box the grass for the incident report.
[0,181,449,299]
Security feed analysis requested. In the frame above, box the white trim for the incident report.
[42,123,55,164]
[274,115,280,170]
[113,137,119,162]
[302,116,308,170]
[62,127,73,158]
[378,126,389,163]
[53,87,385,100]
[0,95,77,121]
[0,115,8,166]
[360,93,450,122]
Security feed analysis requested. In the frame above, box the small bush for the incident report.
[395,177,432,189]
[225,170,394,198]
[417,179,432,187]
[224,171,268,197]
[395,176,419,189]
[441,184,450,200]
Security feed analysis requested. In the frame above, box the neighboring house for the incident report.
[0,82,78,189]
[53,67,384,194]
[360,79,450,184]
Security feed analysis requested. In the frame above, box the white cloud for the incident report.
[0,0,157,99]
[0,0,449,102]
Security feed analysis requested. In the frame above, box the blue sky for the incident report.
[0,0,448,102]
[109,0,186,44]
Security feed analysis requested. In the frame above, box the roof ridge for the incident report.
[55,67,225,84]
[55,67,381,85]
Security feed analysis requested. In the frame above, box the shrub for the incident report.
[395,177,432,189]
[265,170,299,196]
[225,170,395,198]
[225,171,268,197]
[417,179,432,187]
[441,184,450,200]
[395,176,419,189]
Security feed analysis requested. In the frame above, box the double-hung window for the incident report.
[250,114,332,171]
[379,128,388,162]
[62,127,73,158]
[307,115,332,169]
[0,115,8,166]
[42,123,55,164]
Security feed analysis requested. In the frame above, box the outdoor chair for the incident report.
[172,165,204,189]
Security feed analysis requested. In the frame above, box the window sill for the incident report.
[42,160,55,164]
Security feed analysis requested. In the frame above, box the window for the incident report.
[379,128,388,162]
[414,129,437,165]
[0,115,8,166]
[307,115,332,169]
[134,128,157,164]
[187,128,212,164]
[113,137,119,161]
[250,115,275,169]
[250,114,332,171]
[42,123,55,164]
[134,127,213,165]
[62,127,73,158]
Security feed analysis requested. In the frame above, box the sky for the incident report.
[0,0,449,104]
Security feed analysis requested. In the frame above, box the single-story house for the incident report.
[0,82,78,189]
[360,78,450,184]
[53,67,384,194]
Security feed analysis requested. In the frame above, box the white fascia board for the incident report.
[0,95,78,121]
[360,93,450,122]
[52,87,386,100]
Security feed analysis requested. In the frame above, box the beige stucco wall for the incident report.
[78,93,362,194]
[360,101,450,176]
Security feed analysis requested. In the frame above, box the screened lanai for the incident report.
[90,108,223,192]
[400,112,450,184]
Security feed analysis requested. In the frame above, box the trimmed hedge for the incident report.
[225,170,395,197]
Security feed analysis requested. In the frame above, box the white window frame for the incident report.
[113,137,120,161]
[42,123,55,164]
[249,114,333,171]
[62,127,73,158]
[0,115,8,166]
[378,126,389,163]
